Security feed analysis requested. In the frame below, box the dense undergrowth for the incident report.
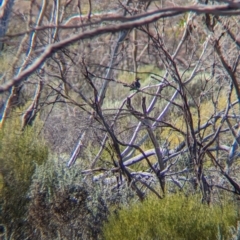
[0,118,240,240]
[0,118,133,239]
[103,194,240,240]
[0,118,48,239]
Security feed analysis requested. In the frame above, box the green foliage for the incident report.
[26,158,108,240]
[0,119,135,240]
[0,118,48,239]
[103,193,239,240]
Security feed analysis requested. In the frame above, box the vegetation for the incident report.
[103,194,240,240]
[0,118,48,239]
[26,159,109,240]
[0,0,240,239]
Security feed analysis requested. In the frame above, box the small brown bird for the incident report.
[123,78,141,90]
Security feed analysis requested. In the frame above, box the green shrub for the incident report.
[26,159,108,240]
[103,193,239,240]
[0,118,48,239]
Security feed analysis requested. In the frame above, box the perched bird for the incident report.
[123,78,141,90]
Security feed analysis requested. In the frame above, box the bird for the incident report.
[123,78,141,90]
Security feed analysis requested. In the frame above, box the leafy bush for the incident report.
[0,118,48,239]
[103,193,240,240]
[26,158,134,240]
